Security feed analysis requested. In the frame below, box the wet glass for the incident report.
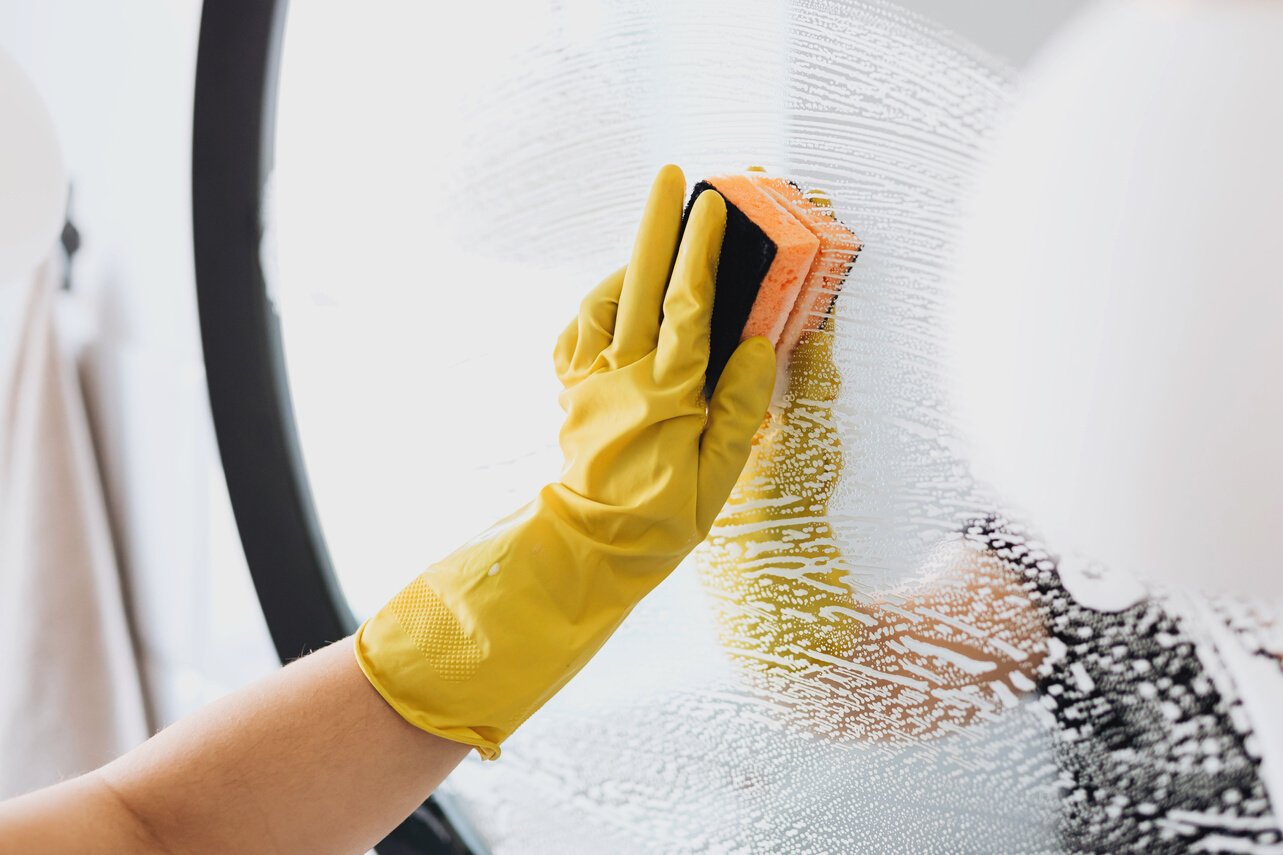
[266,1,1283,852]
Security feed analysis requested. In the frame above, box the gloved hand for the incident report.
[355,165,777,758]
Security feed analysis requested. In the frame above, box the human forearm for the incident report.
[104,640,466,854]
[0,771,161,854]
[0,640,467,855]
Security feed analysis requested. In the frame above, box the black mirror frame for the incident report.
[191,2,481,852]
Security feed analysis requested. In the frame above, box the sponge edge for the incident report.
[754,176,861,373]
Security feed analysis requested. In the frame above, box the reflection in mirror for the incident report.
[268,0,1282,851]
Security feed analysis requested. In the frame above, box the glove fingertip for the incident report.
[690,186,727,224]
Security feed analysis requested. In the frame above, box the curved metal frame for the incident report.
[191,2,478,852]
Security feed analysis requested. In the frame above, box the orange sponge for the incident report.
[702,174,820,346]
[683,171,860,395]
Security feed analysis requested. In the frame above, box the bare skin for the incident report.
[0,641,469,855]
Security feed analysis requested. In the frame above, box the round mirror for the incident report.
[268,3,1041,850]
[195,1,1283,852]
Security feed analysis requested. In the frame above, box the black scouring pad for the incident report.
[681,181,775,397]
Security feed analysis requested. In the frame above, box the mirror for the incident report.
[252,1,1282,851]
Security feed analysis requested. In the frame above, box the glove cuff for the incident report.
[353,617,504,759]
[354,490,655,759]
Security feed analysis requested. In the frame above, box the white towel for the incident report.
[0,258,148,797]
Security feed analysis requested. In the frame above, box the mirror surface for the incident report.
[266,2,1283,852]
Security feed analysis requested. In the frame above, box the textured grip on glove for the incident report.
[387,578,482,684]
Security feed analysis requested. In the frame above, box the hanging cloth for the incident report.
[0,257,148,796]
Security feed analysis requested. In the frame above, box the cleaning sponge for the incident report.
[685,171,860,394]
[755,176,861,365]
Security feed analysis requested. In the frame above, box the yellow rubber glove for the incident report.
[355,165,777,759]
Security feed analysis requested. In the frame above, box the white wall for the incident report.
[0,1,277,729]
[907,0,1085,64]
